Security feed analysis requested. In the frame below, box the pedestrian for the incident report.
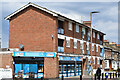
[96,67,101,80]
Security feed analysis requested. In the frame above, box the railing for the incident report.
[58,46,64,53]
[58,28,64,35]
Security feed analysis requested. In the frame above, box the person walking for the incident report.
[96,67,101,80]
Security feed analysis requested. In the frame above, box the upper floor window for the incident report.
[66,39,70,47]
[96,45,98,52]
[86,43,89,50]
[76,24,79,33]
[97,58,99,64]
[93,31,95,38]
[80,42,83,49]
[92,44,94,51]
[74,41,77,49]
[93,58,95,64]
[88,31,90,41]
[97,33,99,39]
[69,22,72,31]
[82,28,85,39]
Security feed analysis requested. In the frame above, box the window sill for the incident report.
[66,46,70,48]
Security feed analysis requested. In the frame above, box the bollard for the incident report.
[115,73,117,78]
[102,73,104,80]
[113,73,114,78]
[110,73,111,79]
[80,75,82,80]
[62,75,64,80]
[94,74,96,80]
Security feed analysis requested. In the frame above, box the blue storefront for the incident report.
[59,56,82,78]
[13,51,56,78]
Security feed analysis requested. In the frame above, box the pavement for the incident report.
[49,75,120,80]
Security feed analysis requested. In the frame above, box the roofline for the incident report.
[4,2,58,20]
[5,2,105,35]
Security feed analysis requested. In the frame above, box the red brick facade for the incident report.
[9,6,58,52]
[7,3,105,78]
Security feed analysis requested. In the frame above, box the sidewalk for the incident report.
[49,76,120,80]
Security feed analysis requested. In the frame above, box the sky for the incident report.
[0,1,119,48]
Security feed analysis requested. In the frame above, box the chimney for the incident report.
[83,21,91,27]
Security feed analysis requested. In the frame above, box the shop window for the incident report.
[14,63,43,78]
[76,24,79,33]
[66,39,70,47]
[23,64,29,74]
[69,22,72,31]
[76,64,82,76]
[29,64,37,73]
[59,64,75,78]
[15,64,22,74]
[74,41,77,49]
[38,64,44,73]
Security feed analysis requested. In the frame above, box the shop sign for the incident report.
[14,51,56,57]
[76,56,82,61]
[59,56,75,61]
[0,68,12,79]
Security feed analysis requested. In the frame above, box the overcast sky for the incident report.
[0,2,118,48]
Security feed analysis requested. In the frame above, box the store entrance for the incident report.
[59,61,82,78]
[59,61,75,78]
[13,57,44,79]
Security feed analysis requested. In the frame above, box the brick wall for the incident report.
[9,6,58,52]
[44,57,59,78]
[0,53,14,75]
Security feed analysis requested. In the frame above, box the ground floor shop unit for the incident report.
[58,56,82,78]
[0,51,105,79]
[12,51,83,79]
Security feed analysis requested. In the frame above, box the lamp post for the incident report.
[90,11,99,79]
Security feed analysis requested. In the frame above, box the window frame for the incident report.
[93,31,95,38]
[69,22,72,31]
[97,58,99,64]
[74,41,77,49]
[66,39,70,48]
[97,33,99,39]
[76,24,79,33]
[80,42,83,49]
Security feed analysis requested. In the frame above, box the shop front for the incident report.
[13,51,56,79]
[59,56,82,78]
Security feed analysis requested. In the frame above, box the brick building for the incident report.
[104,40,120,73]
[4,2,105,79]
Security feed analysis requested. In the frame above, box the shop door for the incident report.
[76,63,82,76]
[59,61,75,78]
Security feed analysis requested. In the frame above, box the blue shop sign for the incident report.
[59,56,75,61]
[76,56,82,61]
[13,51,56,57]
